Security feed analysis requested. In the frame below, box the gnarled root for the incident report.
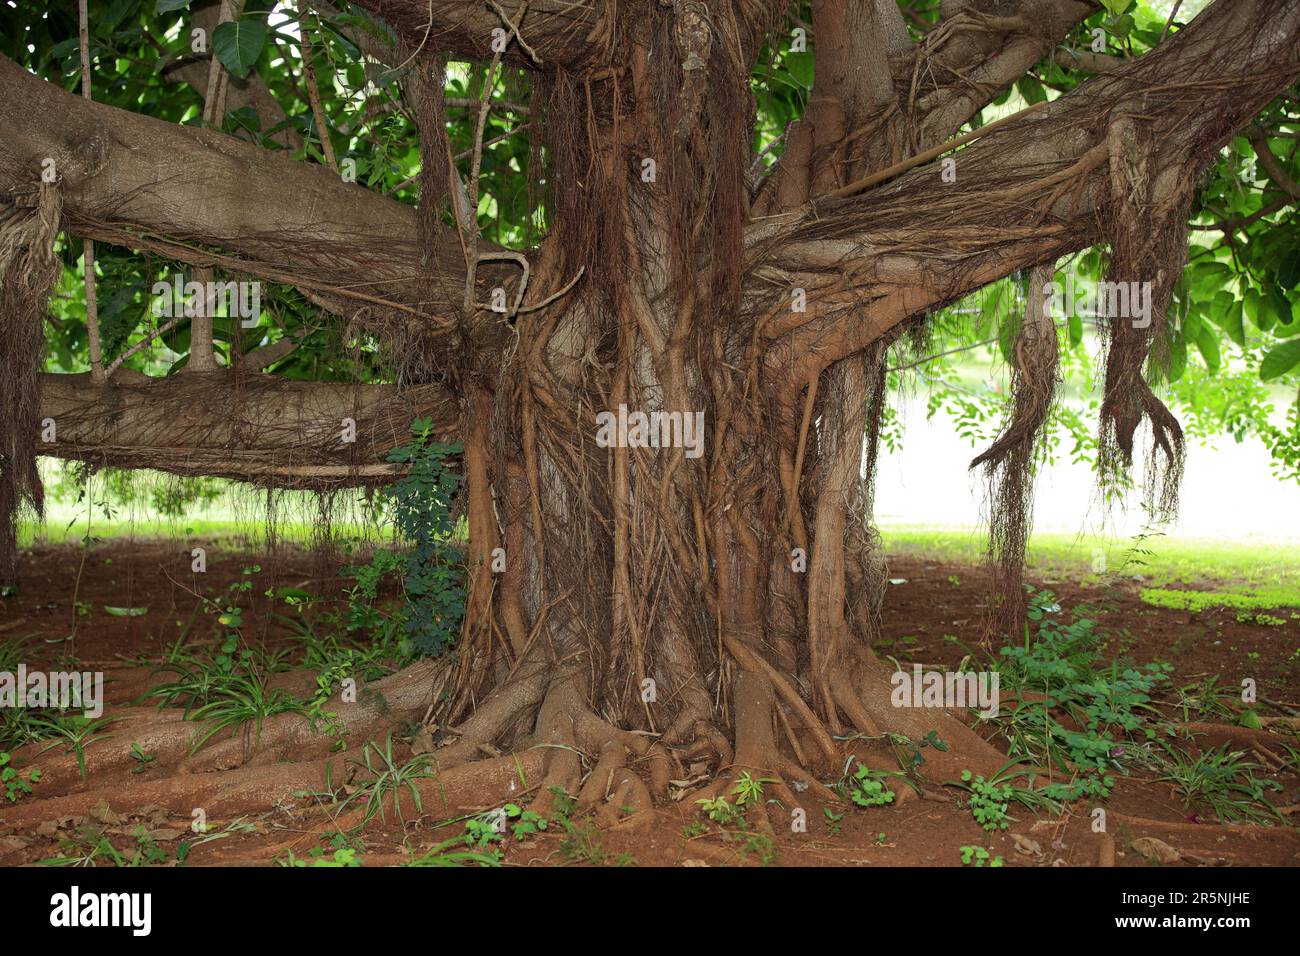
[691,670,839,816]
[829,651,1007,785]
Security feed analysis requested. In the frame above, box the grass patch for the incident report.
[19,517,376,548]
[879,524,1300,592]
[1139,586,1300,612]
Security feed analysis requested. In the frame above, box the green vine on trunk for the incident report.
[349,420,466,658]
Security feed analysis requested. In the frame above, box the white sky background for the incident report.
[875,396,1298,545]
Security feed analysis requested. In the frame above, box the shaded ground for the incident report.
[1,540,1298,867]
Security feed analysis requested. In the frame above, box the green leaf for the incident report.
[1182,303,1203,344]
[1222,300,1246,347]
[786,53,813,91]
[1067,311,1083,347]
[213,20,266,79]
[1195,323,1221,374]
[101,0,140,35]
[998,310,1021,364]
[1260,339,1300,381]
[1016,76,1046,105]
[1191,262,1231,299]
[156,0,192,12]
[1165,329,1187,383]
[1262,285,1293,328]
[1278,249,1300,291]
[104,606,149,617]
[1207,290,1241,343]
[1244,287,1273,332]
[46,38,80,62]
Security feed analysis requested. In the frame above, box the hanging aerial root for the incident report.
[0,182,61,586]
[844,342,891,642]
[1097,113,1189,520]
[971,262,1060,641]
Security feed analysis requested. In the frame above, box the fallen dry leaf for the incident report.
[88,800,125,826]
[1131,836,1181,864]
[1011,834,1042,856]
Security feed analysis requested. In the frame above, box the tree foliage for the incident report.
[5,0,1297,485]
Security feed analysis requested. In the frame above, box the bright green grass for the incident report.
[880,524,1300,598]
[1139,586,1300,613]
[19,518,381,548]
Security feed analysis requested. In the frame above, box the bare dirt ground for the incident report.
[1,540,1298,867]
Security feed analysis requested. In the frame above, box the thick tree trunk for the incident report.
[415,6,1007,809]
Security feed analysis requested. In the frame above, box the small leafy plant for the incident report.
[1154,742,1284,825]
[338,734,434,828]
[959,845,1005,867]
[823,807,843,835]
[840,759,896,807]
[1,751,40,802]
[33,714,119,783]
[958,770,1012,831]
[129,742,155,774]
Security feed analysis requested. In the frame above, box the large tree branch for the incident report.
[349,0,604,68]
[37,373,459,488]
[756,0,911,213]
[899,0,1095,149]
[348,0,786,71]
[757,0,1094,211]
[0,52,516,327]
[751,0,1300,389]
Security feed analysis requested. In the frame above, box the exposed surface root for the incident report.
[185,658,446,772]
[0,757,342,827]
[816,640,1008,791]
[8,647,1018,835]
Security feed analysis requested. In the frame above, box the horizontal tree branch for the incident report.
[37,372,461,488]
[349,0,786,72]
[348,0,627,69]
[0,52,518,327]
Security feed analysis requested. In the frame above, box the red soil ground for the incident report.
[1,540,1297,867]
